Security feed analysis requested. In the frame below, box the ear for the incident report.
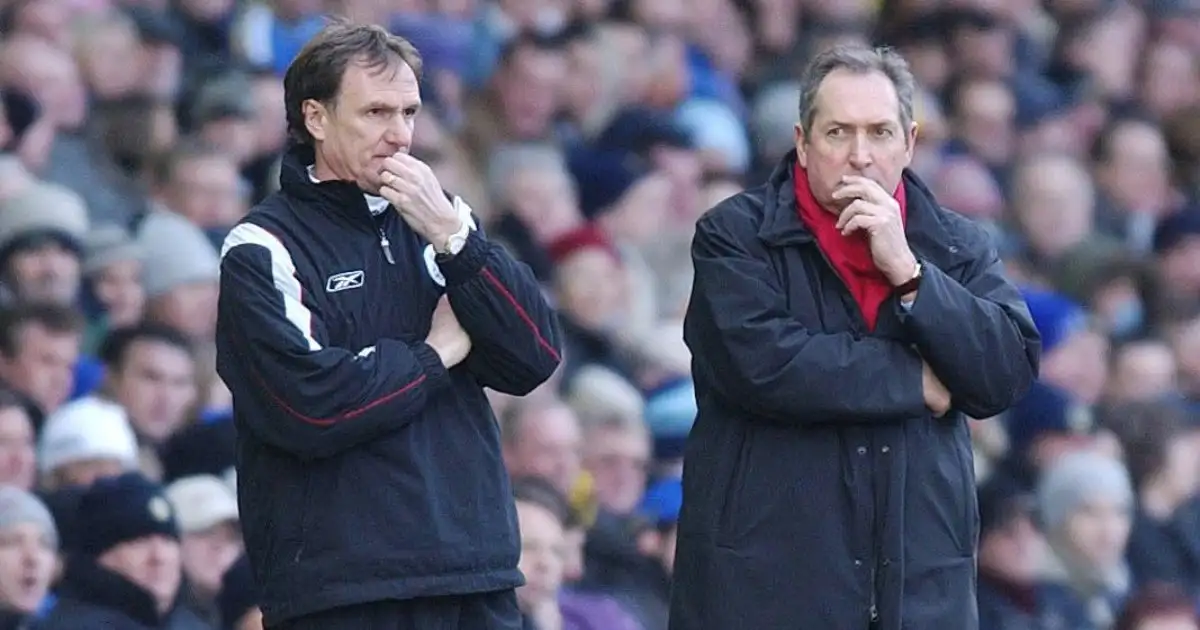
[794,122,808,168]
[905,121,920,161]
[302,99,329,143]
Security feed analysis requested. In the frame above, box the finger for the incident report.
[835,200,871,230]
[840,176,890,202]
[841,214,883,236]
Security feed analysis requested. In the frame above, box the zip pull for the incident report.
[379,231,395,265]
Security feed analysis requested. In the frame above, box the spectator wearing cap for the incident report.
[592,107,704,219]
[135,209,221,342]
[0,181,89,306]
[0,303,85,418]
[1152,206,1200,305]
[566,147,673,248]
[217,555,261,630]
[97,324,197,449]
[999,380,1102,491]
[37,472,210,630]
[510,476,642,630]
[166,475,242,628]
[80,224,145,354]
[975,474,1046,630]
[37,395,139,491]
[0,486,58,628]
[1036,451,1135,630]
[0,389,35,491]
[1103,401,1200,594]
[1022,287,1109,406]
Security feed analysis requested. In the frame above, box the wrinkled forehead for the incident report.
[811,70,904,127]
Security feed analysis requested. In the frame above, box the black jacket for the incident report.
[669,153,1040,630]
[215,144,562,625]
[36,556,211,630]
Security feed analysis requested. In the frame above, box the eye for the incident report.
[827,127,844,138]
[873,127,894,138]
[367,108,385,117]
[404,107,419,118]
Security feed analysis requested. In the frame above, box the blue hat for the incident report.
[77,472,179,557]
[1004,381,1094,455]
[566,147,650,219]
[595,106,694,154]
[644,378,696,461]
[639,477,683,528]
[1020,287,1087,355]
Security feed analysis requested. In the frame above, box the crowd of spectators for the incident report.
[0,0,1199,628]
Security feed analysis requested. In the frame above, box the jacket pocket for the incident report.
[715,425,754,548]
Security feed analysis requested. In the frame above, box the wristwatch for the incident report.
[439,219,471,257]
[894,261,923,295]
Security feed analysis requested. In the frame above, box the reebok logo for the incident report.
[325,270,365,293]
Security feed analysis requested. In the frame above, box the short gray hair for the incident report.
[797,45,916,141]
[485,143,575,205]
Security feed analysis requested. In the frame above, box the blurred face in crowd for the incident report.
[554,247,628,332]
[305,58,420,196]
[796,68,916,214]
[953,78,1015,166]
[146,281,220,341]
[582,424,650,515]
[978,511,1045,585]
[596,173,673,246]
[91,259,146,329]
[1157,438,1200,504]
[4,0,70,49]
[1107,341,1177,404]
[108,338,197,444]
[561,36,601,122]
[1140,41,1199,119]
[0,322,79,414]
[1058,494,1132,575]
[1135,615,1200,630]
[515,499,565,614]
[75,16,143,101]
[98,535,182,614]
[140,40,184,101]
[3,239,81,306]
[1172,319,1200,398]
[0,36,88,131]
[1158,236,1200,298]
[199,115,260,167]
[180,520,242,600]
[1011,155,1094,260]
[50,457,128,490]
[163,154,248,229]
[1042,328,1110,406]
[503,403,583,496]
[899,42,949,92]
[931,157,1004,220]
[251,76,288,155]
[0,522,56,614]
[950,18,1014,79]
[1097,120,1172,216]
[494,43,565,140]
[0,405,35,491]
[505,167,583,244]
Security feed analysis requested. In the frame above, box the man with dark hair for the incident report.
[670,45,1039,630]
[98,323,197,447]
[216,20,561,630]
[0,302,84,418]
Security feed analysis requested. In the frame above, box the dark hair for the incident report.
[511,475,577,528]
[1101,401,1188,489]
[1115,583,1198,630]
[797,44,916,142]
[97,323,194,369]
[283,18,423,146]
[150,137,228,188]
[496,30,567,70]
[0,303,84,358]
[0,387,25,413]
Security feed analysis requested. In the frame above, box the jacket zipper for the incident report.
[869,566,879,623]
[378,229,395,264]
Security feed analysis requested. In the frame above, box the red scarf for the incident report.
[793,164,907,331]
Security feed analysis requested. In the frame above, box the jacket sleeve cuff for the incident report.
[436,231,489,287]
[412,341,451,389]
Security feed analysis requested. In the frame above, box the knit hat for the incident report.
[83,224,143,276]
[76,472,179,556]
[1004,380,1095,455]
[165,474,238,534]
[0,182,89,256]
[137,211,220,299]
[1020,287,1088,355]
[546,223,620,265]
[0,486,58,550]
[160,418,236,483]
[38,396,140,475]
[218,555,259,628]
[1037,451,1132,532]
[566,147,650,219]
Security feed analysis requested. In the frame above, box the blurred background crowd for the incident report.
[0,0,1199,628]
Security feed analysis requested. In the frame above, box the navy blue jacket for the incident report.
[215,144,562,626]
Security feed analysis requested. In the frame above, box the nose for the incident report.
[383,114,412,149]
[849,132,873,170]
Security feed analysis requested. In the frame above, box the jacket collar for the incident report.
[278,141,376,222]
[58,555,168,627]
[757,150,974,271]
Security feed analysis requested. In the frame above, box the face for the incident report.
[179,521,242,597]
[795,69,916,213]
[147,281,219,340]
[1061,496,1132,573]
[1100,121,1171,214]
[506,169,583,244]
[1041,329,1110,406]
[5,241,82,305]
[561,39,601,118]
[1108,342,1177,404]
[597,174,673,245]
[495,46,566,140]
[1160,237,1200,296]
[0,523,56,614]
[555,249,628,332]
[1141,42,1199,119]
[252,78,287,153]
[165,155,247,228]
[1139,615,1200,630]
[955,80,1015,165]
[98,535,182,613]
[77,22,143,100]
[0,323,80,414]
[109,339,197,444]
[0,407,35,491]
[3,41,88,129]
[978,513,1046,584]
[200,118,259,166]
[92,259,146,328]
[515,501,565,612]
[651,146,702,221]
[582,426,651,515]
[306,59,422,195]
[9,0,70,47]
[504,405,583,496]
[1012,159,1094,259]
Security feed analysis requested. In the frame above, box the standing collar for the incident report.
[279,141,386,220]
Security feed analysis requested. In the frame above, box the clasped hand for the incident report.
[379,153,461,247]
[831,175,918,286]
